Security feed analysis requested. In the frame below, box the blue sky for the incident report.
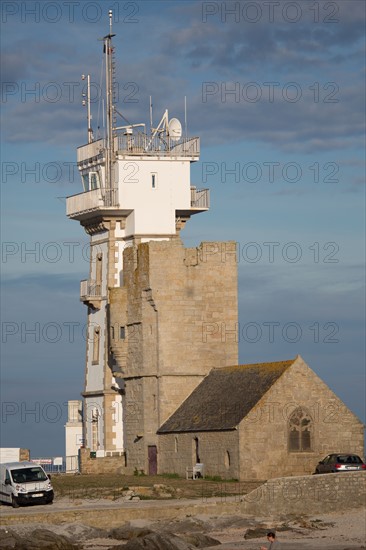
[1,0,365,457]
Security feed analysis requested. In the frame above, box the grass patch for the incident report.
[51,473,263,501]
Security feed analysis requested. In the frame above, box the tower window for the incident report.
[95,253,102,295]
[82,171,100,191]
[92,327,100,364]
[90,172,99,190]
[151,173,157,189]
[120,326,125,340]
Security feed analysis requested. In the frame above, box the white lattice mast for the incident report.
[103,9,116,204]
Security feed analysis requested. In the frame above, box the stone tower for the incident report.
[66,15,238,473]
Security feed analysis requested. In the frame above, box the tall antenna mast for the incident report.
[103,9,116,204]
[149,96,153,133]
[81,74,93,144]
[184,96,188,140]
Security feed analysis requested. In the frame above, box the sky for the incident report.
[1,0,365,457]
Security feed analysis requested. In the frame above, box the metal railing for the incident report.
[66,188,118,217]
[77,134,200,164]
[115,133,200,157]
[103,188,118,207]
[77,139,106,164]
[31,456,79,474]
[191,187,210,209]
[80,279,101,300]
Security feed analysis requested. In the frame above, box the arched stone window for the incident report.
[288,407,313,452]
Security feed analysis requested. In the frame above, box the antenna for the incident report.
[109,9,113,34]
[149,96,153,132]
[184,96,187,139]
[102,98,105,137]
[81,74,93,143]
[103,10,116,201]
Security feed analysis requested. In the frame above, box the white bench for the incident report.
[186,463,204,480]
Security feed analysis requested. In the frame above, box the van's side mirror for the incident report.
[319,460,324,464]
[48,474,52,480]
[5,479,11,485]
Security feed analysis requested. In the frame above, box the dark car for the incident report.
[314,454,366,474]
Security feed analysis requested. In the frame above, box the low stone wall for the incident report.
[79,448,134,475]
[240,471,366,517]
[2,472,364,527]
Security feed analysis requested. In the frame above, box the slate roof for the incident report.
[157,358,297,433]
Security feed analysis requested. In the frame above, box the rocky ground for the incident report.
[0,506,365,549]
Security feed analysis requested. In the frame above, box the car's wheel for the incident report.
[11,496,20,508]
[45,500,53,505]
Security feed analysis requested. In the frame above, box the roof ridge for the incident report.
[213,357,297,371]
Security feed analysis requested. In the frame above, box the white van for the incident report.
[0,462,54,508]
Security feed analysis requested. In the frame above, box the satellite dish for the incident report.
[168,118,182,141]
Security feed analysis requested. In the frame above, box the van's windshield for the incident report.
[10,467,48,483]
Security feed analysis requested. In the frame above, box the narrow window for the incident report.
[175,436,178,453]
[90,172,99,190]
[225,450,230,469]
[82,174,89,192]
[91,410,99,451]
[120,326,125,340]
[92,327,100,364]
[194,437,200,464]
[151,173,157,189]
[95,252,102,296]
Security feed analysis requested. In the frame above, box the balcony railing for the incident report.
[115,133,200,157]
[77,133,200,166]
[191,187,210,209]
[66,188,118,218]
[80,279,101,301]
[77,139,106,164]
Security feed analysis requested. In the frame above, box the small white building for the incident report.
[64,400,83,472]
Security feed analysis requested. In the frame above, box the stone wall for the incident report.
[240,471,366,517]
[238,357,364,480]
[113,239,238,473]
[79,448,133,475]
[158,431,240,479]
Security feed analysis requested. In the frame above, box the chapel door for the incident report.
[148,445,157,475]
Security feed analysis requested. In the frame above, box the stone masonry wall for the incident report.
[158,431,240,479]
[238,357,364,480]
[119,239,238,473]
[79,448,133,475]
[240,471,366,517]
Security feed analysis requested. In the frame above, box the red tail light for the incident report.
[361,464,366,470]
[335,464,342,469]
